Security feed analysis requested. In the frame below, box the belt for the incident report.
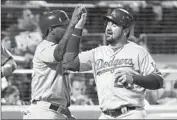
[32,100,66,114]
[102,106,136,118]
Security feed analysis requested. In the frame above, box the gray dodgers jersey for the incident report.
[31,40,71,107]
[79,41,161,111]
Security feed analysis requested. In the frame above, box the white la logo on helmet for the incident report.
[111,10,117,17]
[48,15,55,20]
[58,18,62,22]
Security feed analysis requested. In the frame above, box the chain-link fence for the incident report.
[1,1,177,107]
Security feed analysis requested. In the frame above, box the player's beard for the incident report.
[106,30,122,45]
[54,26,66,43]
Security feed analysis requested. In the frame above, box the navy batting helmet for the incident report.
[40,10,69,38]
[104,8,134,28]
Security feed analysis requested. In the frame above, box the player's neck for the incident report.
[109,38,127,50]
[46,34,58,44]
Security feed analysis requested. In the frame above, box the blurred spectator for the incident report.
[71,76,94,105]
[1,44,17,78]
[85,78,99,105]
[156,80,177,105]
[146,80,177,105]
[13,9,42,69]
[5,74,31,105]
[2,8,42,69]
[1,85,21,105]
[15,9,42,54]
[1,34,12,51]
[1,77,9,91]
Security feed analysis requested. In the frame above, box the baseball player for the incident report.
[1,44,17,78]
[63,8,164,119]
[23,6,87,119]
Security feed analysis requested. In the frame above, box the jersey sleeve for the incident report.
[78,49,94,71]
[138,48,162,76]
[38,44,58,63]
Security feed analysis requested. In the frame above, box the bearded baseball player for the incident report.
[23,6,87,119]
[63,8,164,119]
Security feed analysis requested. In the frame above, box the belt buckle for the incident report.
[105,109,118,118]
[49,104,64,113]
[121,106,128,114]
[57,105,66,114]
[56,105,63,113]
[107,110,112,116]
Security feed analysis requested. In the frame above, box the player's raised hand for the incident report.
[70,5,86,26]
[75,12,87,29]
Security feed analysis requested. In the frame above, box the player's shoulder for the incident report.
[89,45,109,55]
[36,40,55,50]
[127,41,149,54]
[81,45,107,54]
[94,45,109,52]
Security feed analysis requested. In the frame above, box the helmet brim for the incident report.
[103,15,120,26]
[50,19,70,28]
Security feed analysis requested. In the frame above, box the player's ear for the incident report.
[49,27,55,35]
[123,28,130,37]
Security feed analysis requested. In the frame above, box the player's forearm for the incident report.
[53,23,75,61]
[63,56,80,71]
[133,73,164,89]
[63,28,82,71]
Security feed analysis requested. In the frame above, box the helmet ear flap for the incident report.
[43,26,56,39]
[43,27,52,39]
[50,27,55,35]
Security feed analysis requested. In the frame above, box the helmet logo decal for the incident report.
[59,18,62,22]
[111,10,117,18]
[48,15,55,20]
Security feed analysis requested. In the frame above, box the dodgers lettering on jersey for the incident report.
[31,40,71,107]
[79,41,161,110]
[93,56,134,75]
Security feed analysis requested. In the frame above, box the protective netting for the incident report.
[1,1,177,106]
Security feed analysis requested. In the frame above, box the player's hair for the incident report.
[124,27,130,38]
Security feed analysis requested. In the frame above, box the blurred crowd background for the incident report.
[1,0,177,106]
